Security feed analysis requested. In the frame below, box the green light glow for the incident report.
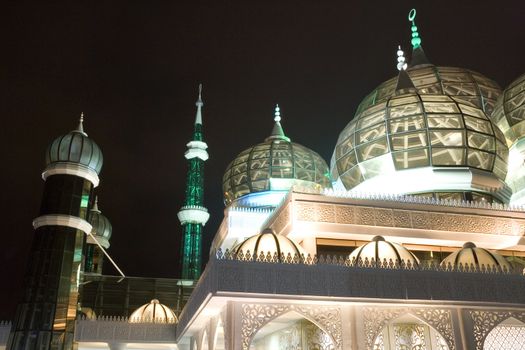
[180,118,206,280]
[81,194,89,208]
[408,9,422,49]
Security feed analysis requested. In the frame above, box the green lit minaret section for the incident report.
[177,84,210,279]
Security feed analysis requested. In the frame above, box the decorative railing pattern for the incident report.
[215,248,520,275]
[322,189,525,212]
[78,315,177,323]
[75,317,176,343]
[179,205,208,212]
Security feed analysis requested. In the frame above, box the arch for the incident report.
[483,317,525,350]
[213,317,226,350]
[371,312,451,350]
[241,304,342,350]
[248,310,336,350]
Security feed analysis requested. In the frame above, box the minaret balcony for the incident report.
[184,141,209,161]
[177,205,210,225]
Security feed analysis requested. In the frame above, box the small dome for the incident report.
[88,198,112,241]
[233,228,306,261]
[490,73,525,146]
[129,299,178,323]
[441,242,511,271]
[45,117,103,175]
[331,91,509,202]
[223,106,331,205]
[349,236,419,266]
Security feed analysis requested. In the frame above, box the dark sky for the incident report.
[1,1,524,319]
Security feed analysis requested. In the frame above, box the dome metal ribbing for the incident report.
[356,66,501,117]
[349,236,419,267]
[88,199,112,240]
[233,228,306,261]
[441,242,510,271]
[331,92,509,201]
[45,123,103,175]
[491,72,525,146]
[223,107,331,205]
[129,299,178,323]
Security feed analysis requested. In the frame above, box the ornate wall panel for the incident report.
[468,310,525,350]
[240,303,342,350]
[362,307,455,350]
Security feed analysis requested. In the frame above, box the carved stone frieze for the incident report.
[293,201,525,236]
[240,303,342,350]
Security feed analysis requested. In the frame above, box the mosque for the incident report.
[2,8,525,350]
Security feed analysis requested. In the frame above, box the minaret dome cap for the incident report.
[45,113,104,175]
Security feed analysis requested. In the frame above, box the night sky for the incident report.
[1,1,524,319]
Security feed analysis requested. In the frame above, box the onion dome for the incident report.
[349,236,419,267]
[491,73,525,145]
[356,10,501,118]
[129,299,178,323]
[223,105,332,205]
[44,114,104,185]
[87,197,112,249]
[490,73,525,205]
[331,87,510,203]
[233,228,306,261]
[441,242,511,271]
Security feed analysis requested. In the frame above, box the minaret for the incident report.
[177,85,210,280]
[8,114,103,350]
[85,197,112,275]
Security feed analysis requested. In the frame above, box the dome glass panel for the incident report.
[223,139,331,205]
[491,73,525,145]
[332,92,509,200]
[356,66,501,117]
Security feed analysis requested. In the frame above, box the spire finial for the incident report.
[408,9,422,49]
[194,84,203,125]
[196,83,203,108]
[266,104,290,142]
[274,104,281,122]
[76,112,87,135]
[92,195,100,213]
[396,45,407,71]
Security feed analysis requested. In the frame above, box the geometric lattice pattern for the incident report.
[484,325,525,350]
[491,73,525,145]
[332,92,508,190]
[356,66,501,117]
[223,139,331,205]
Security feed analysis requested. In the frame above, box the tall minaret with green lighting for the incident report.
[177,84,210,279]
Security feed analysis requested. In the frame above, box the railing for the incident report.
[322,189,525,212]
[0,321,12,345]
[75,316,176,343]
[215,248,522,275]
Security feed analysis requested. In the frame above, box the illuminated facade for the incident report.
[3,7,525,350]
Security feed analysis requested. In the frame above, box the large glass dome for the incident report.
[356,65,502,117]
[223,106,331,205]
[490,73,525,145]
[331,91,510,202]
